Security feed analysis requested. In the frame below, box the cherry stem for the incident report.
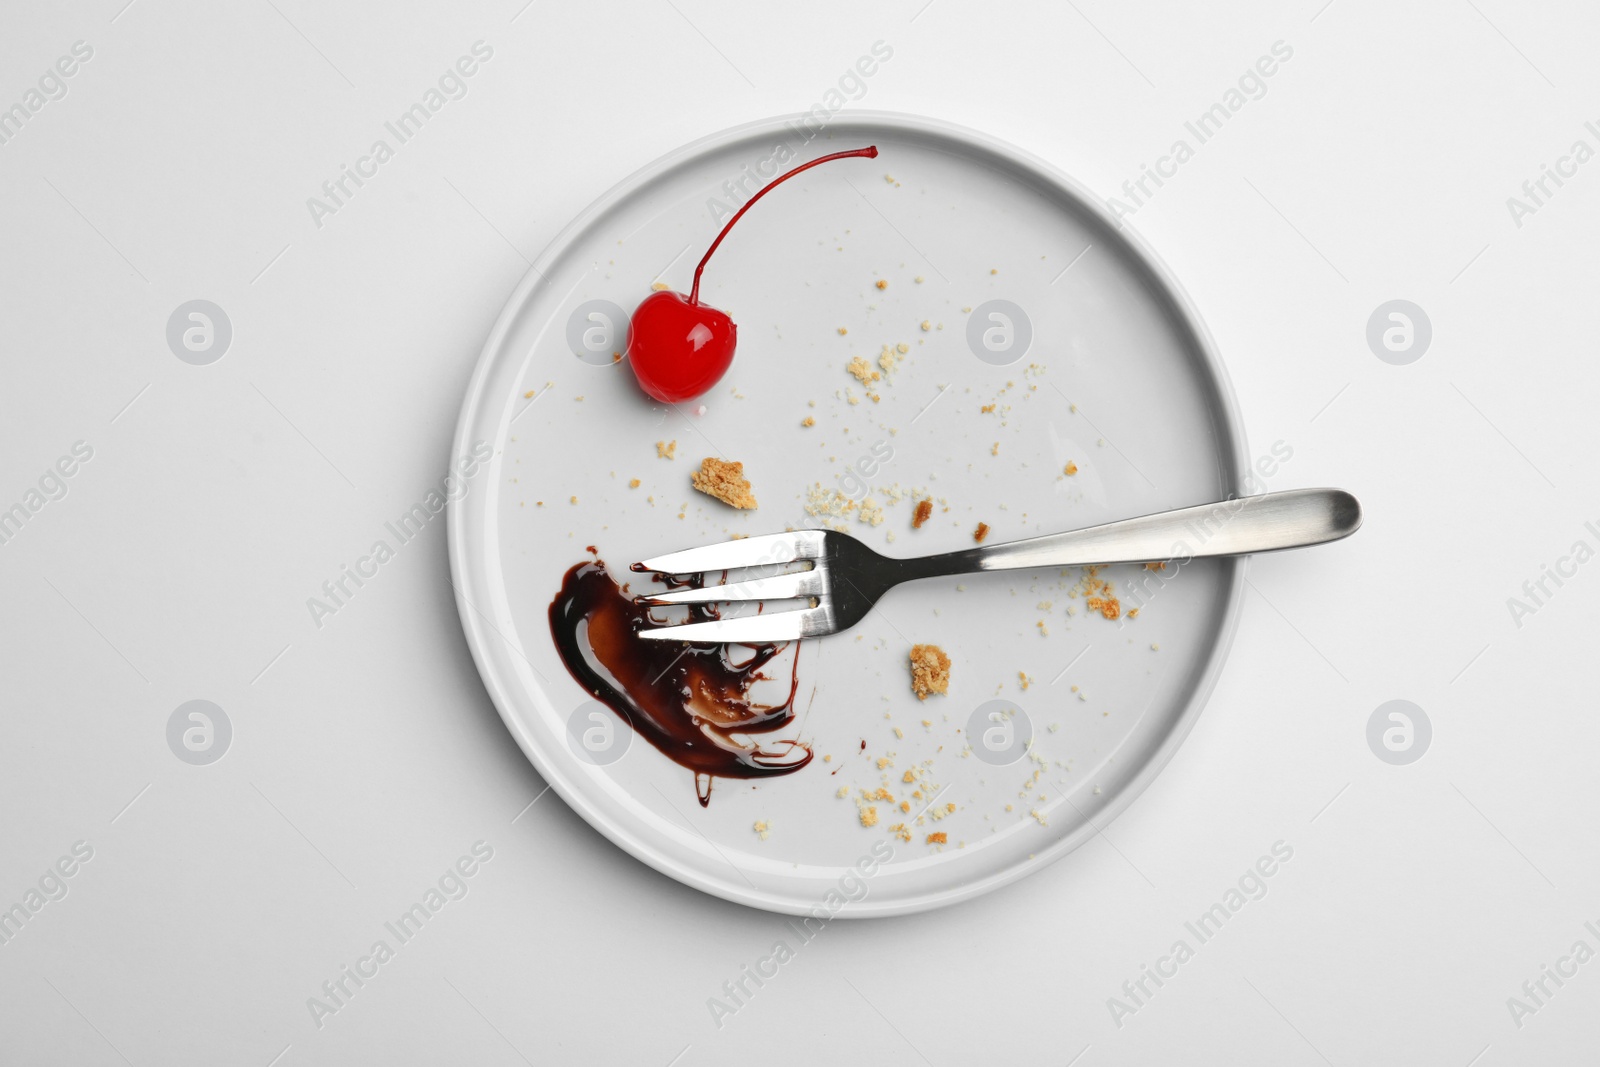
[688,145,879,306]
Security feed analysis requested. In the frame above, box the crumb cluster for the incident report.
[691,457,758,509]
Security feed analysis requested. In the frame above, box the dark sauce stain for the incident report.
[549,556,811,805]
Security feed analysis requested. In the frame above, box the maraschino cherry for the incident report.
[626,145,879,403]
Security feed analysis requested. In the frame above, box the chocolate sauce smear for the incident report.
[548,557,811,805]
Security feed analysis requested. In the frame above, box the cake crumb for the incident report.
[1064,461,1079,476]
[656,440,676,460]
[973,522,990,543]
[650,281,671,291]
[802,416,815,427]
[1086,595,1121,620]
[926,832,947,845]
[628,478,641,488]
[909,644,951,700]
[1145,561,1166,571]
[912,499,933,529]
[837,326,848,335]
[847,356,880,384]
[875,279,888,290]
[523,389,535,398]
[690,457,758,509]
[753,820,771,841]
[860,806,879,828]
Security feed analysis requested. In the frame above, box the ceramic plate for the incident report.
[448,112,1247,916]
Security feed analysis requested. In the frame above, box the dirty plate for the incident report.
[448,111,1248,916]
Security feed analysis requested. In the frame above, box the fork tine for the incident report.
[635,530,825,576]
[636,569,824,606]
[637,604,836,643]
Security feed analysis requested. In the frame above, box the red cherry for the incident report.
[625,145,878,404]
[625,290,737,403]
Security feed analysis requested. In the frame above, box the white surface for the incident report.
[451,110,1251,917]
[1,1,1595,1063]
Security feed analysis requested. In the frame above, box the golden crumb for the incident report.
[1086,596,1121,620]
[847,356,880,384]
[1145,561,1166,571]
[860,806,879,828]
[875,279,888,290]
[909,643,951,700]
[1064,461,1079,476]
[920,320,931,331]
[837,326,848,335]
[902,770,917,783]
[926,832,947,845]
[628,478,641,489]
[656,440,676,460]
[912,499,933,529]
[650,281,671,291]
[973,522,990,543]
[801,416,815,427]
[569,495,578,504]
[980,403,995,414]
[876,757,893,770]
[523,390,535,399]
[753,820,770,840]
[691,457,758,509]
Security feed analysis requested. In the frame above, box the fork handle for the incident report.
[897,488,1361,579]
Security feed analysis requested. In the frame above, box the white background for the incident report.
[2,0,1597,1064]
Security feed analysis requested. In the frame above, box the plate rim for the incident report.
[447,109,1249,917]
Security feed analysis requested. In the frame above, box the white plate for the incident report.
[448,112,1248,916]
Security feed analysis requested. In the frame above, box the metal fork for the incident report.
[633,487,1361,642]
